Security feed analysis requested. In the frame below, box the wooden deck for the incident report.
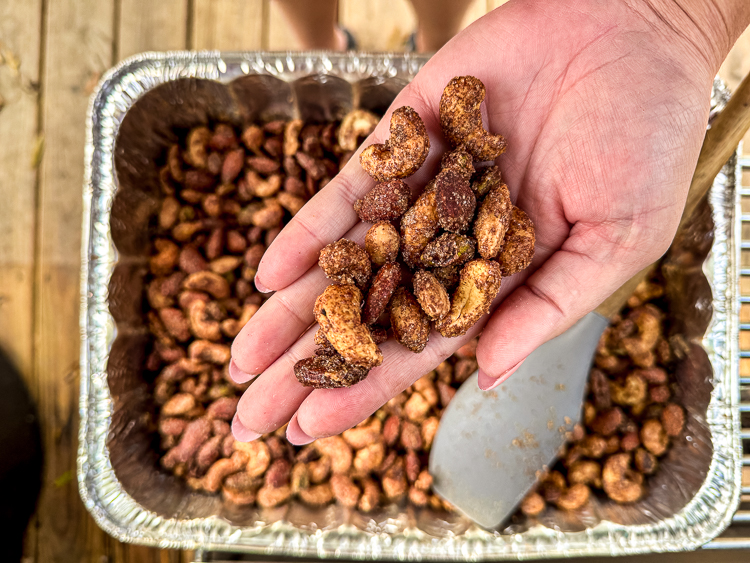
[0,2,748,561]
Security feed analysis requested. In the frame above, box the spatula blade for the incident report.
[428,312,609,529]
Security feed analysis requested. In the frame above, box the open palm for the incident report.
[230,0,720,444]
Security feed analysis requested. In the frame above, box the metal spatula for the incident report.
[429,73,750,530]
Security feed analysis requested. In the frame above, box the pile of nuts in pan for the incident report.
[295,76,536,389]
[519,274,687,515]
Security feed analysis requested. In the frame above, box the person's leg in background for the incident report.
[272,0,349,51]
[407,0,478,52]
[272,0,480,53]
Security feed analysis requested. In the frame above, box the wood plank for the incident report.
[719,25,750,92]
[740,303,750,323]
[0,0,42,384]
[118,0,189,60]
[741,357,750,377]
[339,0,416,51]
[191,0,264,50]
[740,330,750,350]
[34,0,118,560]
[740,276,750,295]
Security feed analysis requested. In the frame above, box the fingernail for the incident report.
[254,276,271,294]
[477,360,525,391]
[286,414,315,446]
[229,358,257,384]
[232,413,261,442]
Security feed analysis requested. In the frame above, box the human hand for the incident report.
[231,0,740,444]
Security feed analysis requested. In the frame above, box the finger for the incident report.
[475,220,670,390]
[293,327,483,440]
[255,82,448,293]
[234,327,317,438]
[230,221,370,377]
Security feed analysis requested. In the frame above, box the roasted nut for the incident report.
[405,450,421,482]
[185,126,211,169]
[298,483,334,507]
[589,407,623,436]
[412,270,450,321]
[439,76,506,161]
[556,483,590,511]
[520,492,545,516]
[354,179,411,222]
[610,373,648,407]
[400,420,423,450]
[203,450,248,493]
[283,119,303,156]
[363,262,401,325]
[319,239,372,288]
[182,271,230,299]
[435,168,476,233]
[440,146,474,181]
[497,206,535,276]
[568,460,601,487]
[187,300,222,341]
[357,477,380,512]
[162,393,198,417]
[188,340,231,364]
[365,222,400,267]
[330,474,361,508]
[640,418,669,456]
[162,417,212,468]
[294,354,370,389]
[342,418,382,449]
[151,239,180,276]
[338,109,379,151]
[314,436,353,474]
[661,403,685,437]
[314,284,382,368]
[390,287,431,353]
[435,259,502,338]
[382,415,400,446]
[580,435,607,458]
[602,453,644,503]
[257,485,292,508]
[470,165,501,198]
[420,233,476,268]
[474,182,512,259]
[634,447,658,474]
[277,191,306,216]
[540,471,566,503]
[421,416,439,449]
[400,186,439,268]
[381,457,407,500]
[360,106,429,181]
[159,308,191,342]
[205,397,238,420]
[404,392,431,423]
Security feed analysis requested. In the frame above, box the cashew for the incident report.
[365,221,400,266]
[318,239,372,288]
[360,106,430,181]
[390,287,431,353]
[602,453,644,503]
[435,259,502,338]
[314,284,382,368]
[439,76,506,161]
[182,271,230,299]
[497,206,535,276]
[474,182,512,259]
[338,109,379,151]
[400,185,439,268]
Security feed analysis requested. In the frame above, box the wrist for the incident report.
[632,0,750,73]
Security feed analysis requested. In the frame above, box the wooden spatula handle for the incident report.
[595,72,750,320]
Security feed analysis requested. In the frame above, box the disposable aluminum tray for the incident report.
[79,51,742,558]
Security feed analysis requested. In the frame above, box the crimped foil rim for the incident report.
[79,52,741,558]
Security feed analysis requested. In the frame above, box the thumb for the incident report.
[476,221,665,390]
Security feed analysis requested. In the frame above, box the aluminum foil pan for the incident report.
[79,52,742,558]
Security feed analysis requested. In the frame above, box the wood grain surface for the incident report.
[0,1,747,561]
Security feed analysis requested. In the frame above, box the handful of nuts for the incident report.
[295,76,536,389]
